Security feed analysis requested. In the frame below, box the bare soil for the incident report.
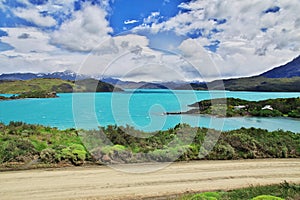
[0,159,299,200]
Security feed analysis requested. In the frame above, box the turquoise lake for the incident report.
[0,90,300,133]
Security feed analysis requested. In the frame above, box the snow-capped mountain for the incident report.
[0,70,88,81]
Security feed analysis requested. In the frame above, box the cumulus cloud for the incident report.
[67,32,196,82]
[51,5,112,52]
[80,34,210,82]
[140,0,300,78]
[78,34,154,75]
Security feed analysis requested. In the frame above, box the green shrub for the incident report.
[252,195,283,200]
[288,109,300,118]
[209,143,236,160]
[190,192,221,200]
[60,144,87,165]
[257,109,282,117]
[40,148,56,163]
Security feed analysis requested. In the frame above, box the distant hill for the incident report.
[0,78,123,94]
[260,55,300,78]
[101,78,185,89]
[74,79,123,92]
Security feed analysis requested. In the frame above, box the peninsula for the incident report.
[166,97,300,118]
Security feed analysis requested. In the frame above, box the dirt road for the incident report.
[0,159,299,200]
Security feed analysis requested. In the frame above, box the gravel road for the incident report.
[0,159,299,200]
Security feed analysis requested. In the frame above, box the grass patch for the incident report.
[179,182,300,200]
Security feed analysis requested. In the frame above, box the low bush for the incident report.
[190,192,221,200]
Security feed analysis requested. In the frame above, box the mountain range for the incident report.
[0,55,299,92]
[0,70,88,81]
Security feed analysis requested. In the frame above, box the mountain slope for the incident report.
[260,55,300,78]
[220,76,300,92]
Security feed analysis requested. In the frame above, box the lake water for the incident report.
[0,90,300,133]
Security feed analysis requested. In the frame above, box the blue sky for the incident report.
[0,0,299,81]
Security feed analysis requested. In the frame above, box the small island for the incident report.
[0,91,58,101]
[166,97,300,118]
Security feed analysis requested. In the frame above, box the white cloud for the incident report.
[79,33,212,82]
[124,19,139,25]
[143,12,161,25]
[0,27,85,73]
[34,0,76,18]
[0,0,77,26]
[51,5,112,52]
[0,51,84,74]
[2,27,56,53]
[13,7,57,27]
[1,0,300,81]
[177,38,221,81]
[78,34,154,76]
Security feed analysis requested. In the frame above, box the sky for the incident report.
[0,0,299,82]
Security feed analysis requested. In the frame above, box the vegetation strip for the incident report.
[0,122,299,169]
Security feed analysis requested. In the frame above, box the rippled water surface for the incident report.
[0,90,299,132]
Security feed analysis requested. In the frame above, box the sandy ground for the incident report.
[0,159,299,200]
